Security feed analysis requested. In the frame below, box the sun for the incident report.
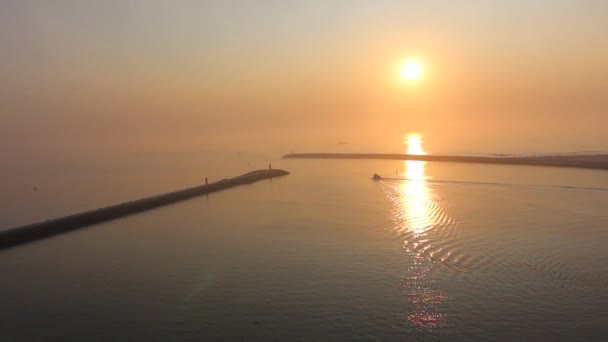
[400,60,423,81]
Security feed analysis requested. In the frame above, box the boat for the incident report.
[372,173,382,180]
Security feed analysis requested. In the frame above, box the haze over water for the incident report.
[1,1,608,341]
[2,157,608,340]
[2,1,608,161]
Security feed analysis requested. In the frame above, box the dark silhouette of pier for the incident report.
[283,153,608,170]
[0,169,289,250]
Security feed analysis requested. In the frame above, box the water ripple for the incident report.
[379,175,608,293]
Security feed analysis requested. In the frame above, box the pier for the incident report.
[0,169,289,250]
[283,153,608,171]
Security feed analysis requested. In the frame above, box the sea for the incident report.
[1,153,607,341]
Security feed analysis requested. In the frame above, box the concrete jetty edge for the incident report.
[282,153,608,171]
[0,169,289,250]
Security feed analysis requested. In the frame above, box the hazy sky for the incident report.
[2,0,607,164]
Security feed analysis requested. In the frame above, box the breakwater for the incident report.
[0,169,289,250]
[283,153,608,170]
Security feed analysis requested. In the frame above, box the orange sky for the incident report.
[1,1,607,165]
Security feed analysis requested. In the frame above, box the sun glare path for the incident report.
[378,138,448,329]
[405,134,425,155]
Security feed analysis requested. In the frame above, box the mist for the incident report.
[2,0,607,169]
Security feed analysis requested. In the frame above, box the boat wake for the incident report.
[379,177,608,192]
[378,176,608,290]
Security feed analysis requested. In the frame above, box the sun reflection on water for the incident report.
[401,134,433,235]
[401,160,447,330]
[385,134,448,330]
[403,160,431,234]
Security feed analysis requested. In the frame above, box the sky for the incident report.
[1,0,607,166]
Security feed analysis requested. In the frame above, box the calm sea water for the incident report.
[1,156,607,341]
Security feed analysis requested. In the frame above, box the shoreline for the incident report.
[0,169,289,250]
[283,153,608,171]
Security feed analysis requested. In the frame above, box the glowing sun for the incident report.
[400,60,423,81]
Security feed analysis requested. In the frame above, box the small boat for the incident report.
[372,173,382,180]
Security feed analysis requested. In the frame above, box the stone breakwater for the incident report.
[283,153,608,170]
[0,169,290,250]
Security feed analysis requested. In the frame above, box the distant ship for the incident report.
[372,173,382,180]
